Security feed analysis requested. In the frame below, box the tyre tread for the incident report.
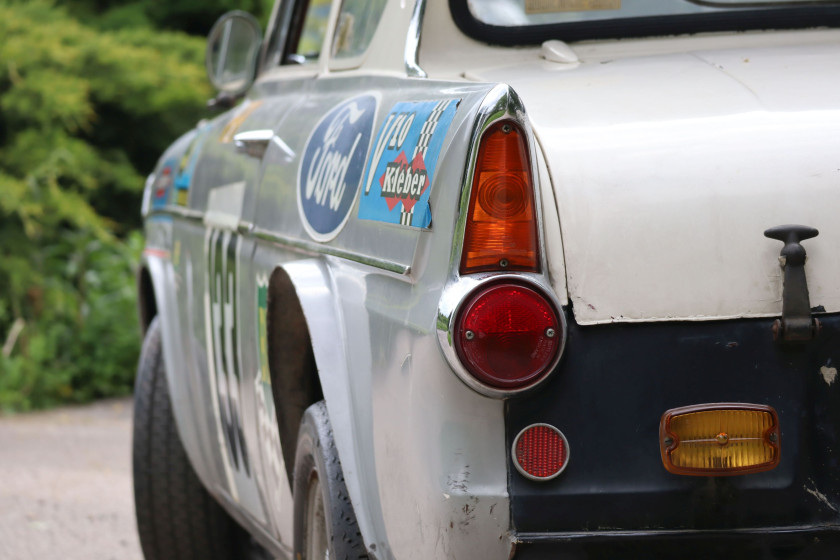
[293,401,368,560]
[132,318,245,560]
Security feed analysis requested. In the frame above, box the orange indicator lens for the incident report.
[460,120,539,275]
[660,403,780,476]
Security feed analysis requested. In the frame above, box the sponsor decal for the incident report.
[358,99,459,229]
[253,275,286,536]
[298,94,377,241]
[152,160,176,209]
[205,229,251,478]
[174,124,211,206]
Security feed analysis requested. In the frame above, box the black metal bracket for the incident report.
[764,225,820,342]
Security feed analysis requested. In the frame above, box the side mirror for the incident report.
[205,11,263,96]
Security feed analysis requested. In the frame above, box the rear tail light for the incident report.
[660,403,781,476]
[513,424,570,480]
[460,120,539,275]
[454,281,562,390]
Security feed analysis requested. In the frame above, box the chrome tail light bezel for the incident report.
[436,273,567,399]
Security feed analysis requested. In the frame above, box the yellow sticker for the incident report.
[219,100,264,144]
[525,0,621,13]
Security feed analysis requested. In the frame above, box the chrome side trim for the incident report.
[148,208,411,276]
[247,224,411,276]
[151,206,204,221]
[436,273,567,399]
[405,0,428,78]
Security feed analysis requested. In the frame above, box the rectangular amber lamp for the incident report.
[660,403,780,476]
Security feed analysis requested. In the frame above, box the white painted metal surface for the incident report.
[421,2,840,324]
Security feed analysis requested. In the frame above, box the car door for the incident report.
[164,1,326,546]
[244,0,485,554]
[197,0,336,547]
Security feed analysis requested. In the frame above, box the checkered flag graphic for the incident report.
[400,100,451,227]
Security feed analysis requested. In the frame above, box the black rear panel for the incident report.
[506,313,840,549]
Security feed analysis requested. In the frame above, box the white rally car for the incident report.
[134,1,840,558]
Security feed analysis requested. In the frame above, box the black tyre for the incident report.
[132,317,247,560]
[293,401,368,560]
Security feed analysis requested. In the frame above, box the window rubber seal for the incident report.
[448,1,840,47]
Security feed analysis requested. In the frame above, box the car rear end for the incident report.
[425,1,840,557]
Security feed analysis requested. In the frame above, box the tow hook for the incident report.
[764,225,820,342]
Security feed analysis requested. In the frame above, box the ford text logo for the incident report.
[298,94,377,241]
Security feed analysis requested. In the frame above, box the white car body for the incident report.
[137,1,840,558]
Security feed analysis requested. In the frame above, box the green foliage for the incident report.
[57,0,275,35]
[0,233,144,412]
[0,0,212,411]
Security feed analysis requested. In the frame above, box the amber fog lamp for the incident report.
[454,282,562,390]
[512,424,570,481]
[660,404,780,476]
[460,120,539,275]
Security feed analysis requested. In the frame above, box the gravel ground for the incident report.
[0,398,143,560]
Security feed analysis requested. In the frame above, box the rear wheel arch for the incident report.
[265,265,324,487]
[137,265,158,334]
[265,259,381,554]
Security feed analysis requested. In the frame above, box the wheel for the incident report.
[132,317,248,560]
[293,401,368,560]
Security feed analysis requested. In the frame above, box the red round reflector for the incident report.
[513,424,570,480]
[454,282,561,389]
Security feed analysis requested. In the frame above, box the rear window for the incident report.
[451,0,840,45]
[333,0,387,59]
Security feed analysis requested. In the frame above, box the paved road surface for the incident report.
[0,398,143,560]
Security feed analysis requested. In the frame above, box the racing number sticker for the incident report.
[358,99,459,229]
[205,229,251,478]
[298,94,378,242]
[253,275,286,536]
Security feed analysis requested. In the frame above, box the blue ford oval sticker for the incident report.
[298,94,377,241]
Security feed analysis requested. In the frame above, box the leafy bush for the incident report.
[57,0,275,35]
[0,0,212,411]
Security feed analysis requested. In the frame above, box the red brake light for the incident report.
[454,282,561,390]
[460,120,539,275]
[513,424,570,480]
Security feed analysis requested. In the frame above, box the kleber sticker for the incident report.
[298,94,377,242]
[358,99,459,229]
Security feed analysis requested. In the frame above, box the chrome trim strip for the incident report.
[150,206,204,221]
[515,524,840,542]
[405,0,428,78]
[248,224,411,276]
[148,208,411,275]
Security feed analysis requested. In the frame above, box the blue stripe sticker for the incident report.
[358,99,459,229]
